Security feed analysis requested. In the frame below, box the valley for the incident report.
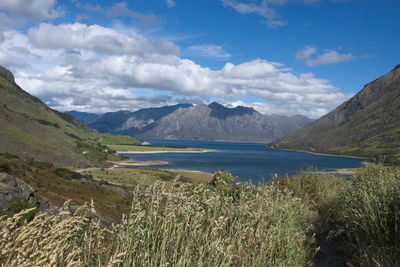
[0,0,399,263]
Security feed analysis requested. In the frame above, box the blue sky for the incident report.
[0,0,399,117]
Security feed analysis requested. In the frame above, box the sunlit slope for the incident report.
[0,66,139,167]
[272,65,400,163]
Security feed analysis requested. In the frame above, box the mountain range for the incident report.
[272,65,400,164]
[67,103,314,142]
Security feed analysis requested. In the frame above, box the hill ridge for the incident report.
[272,65,400,163]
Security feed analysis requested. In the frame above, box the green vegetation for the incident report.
[108,144,207,152]
[0,72,141,167]
[329,166,400,266]
[81,167,212,187]
[0,153,132,221]
[276,165,400,266]
[0,199,39,224]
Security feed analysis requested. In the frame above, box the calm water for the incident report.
[122,139,364,183]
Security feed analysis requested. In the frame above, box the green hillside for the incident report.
[0,66,140,167]
[272,65,400,164]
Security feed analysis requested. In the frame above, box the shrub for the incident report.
[53,168,82,180]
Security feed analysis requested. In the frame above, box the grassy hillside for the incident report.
[272,65,400,164]
[0,66,140,167]
[0,152,212,223]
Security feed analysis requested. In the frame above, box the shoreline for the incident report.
[163,168,212,174]
[113,160,169,166]
[117,150,214,154]
[268,146,367,160]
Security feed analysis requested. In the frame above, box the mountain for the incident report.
[271,65,400,164]
[0,66,138,167]
[139,102,313,142]
[69,102,313,142]
[65,110,100,125]
[88,103,193,135]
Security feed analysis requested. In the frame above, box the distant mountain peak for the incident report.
[207,102,256,120]
[393,64,400,71]
[0,66,16,84]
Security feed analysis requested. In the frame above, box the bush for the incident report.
[0,160,11,173]
[53,168,82,180]
[6,199,38,224]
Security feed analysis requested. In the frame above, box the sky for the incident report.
[0,0,399,118]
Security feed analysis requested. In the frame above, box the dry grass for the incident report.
[0,173,313,266]
[83,167,212,187]
[3,164,399,266]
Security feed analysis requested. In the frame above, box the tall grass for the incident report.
[3,166,399,266]
[0,175,313,266]
[329,165,400,266]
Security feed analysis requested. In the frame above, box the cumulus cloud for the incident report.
[17,52,347,117]
[186,44,231,60]
[28,23,180,56]
[166,0,176,8]
[2,23,349,118]
[0,0,63,23]
[296,46,354,66]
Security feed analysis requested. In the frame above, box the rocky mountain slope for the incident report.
[271,65,400,163]
[78,103,193,135]
[69,103,313,142]
[139,102,313,142]
[0,66,138,167]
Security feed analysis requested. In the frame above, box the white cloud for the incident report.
[166,0,176,8]
[16,53,346,117]
[0,0,63,23]
[222,0,286,28]
[28,23,180,56]
[186,44,231,60]
[106,2,163,26]
[296,46,354,66]
[1,24,349,118]
[221,0,347,28]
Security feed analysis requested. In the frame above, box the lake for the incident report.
[122,139,365,183]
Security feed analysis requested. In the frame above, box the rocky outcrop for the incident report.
[0,66,15,84]
[0,172,58,214]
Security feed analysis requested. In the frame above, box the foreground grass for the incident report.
[328,166,400,266]
[0,173,313,266]
[277,165,400,266]
[1,165,399,266]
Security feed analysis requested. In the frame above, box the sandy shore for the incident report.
[112,160,169,166]
[164,168,211,174]
[117,150,213,154]
[268,146,367,159]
